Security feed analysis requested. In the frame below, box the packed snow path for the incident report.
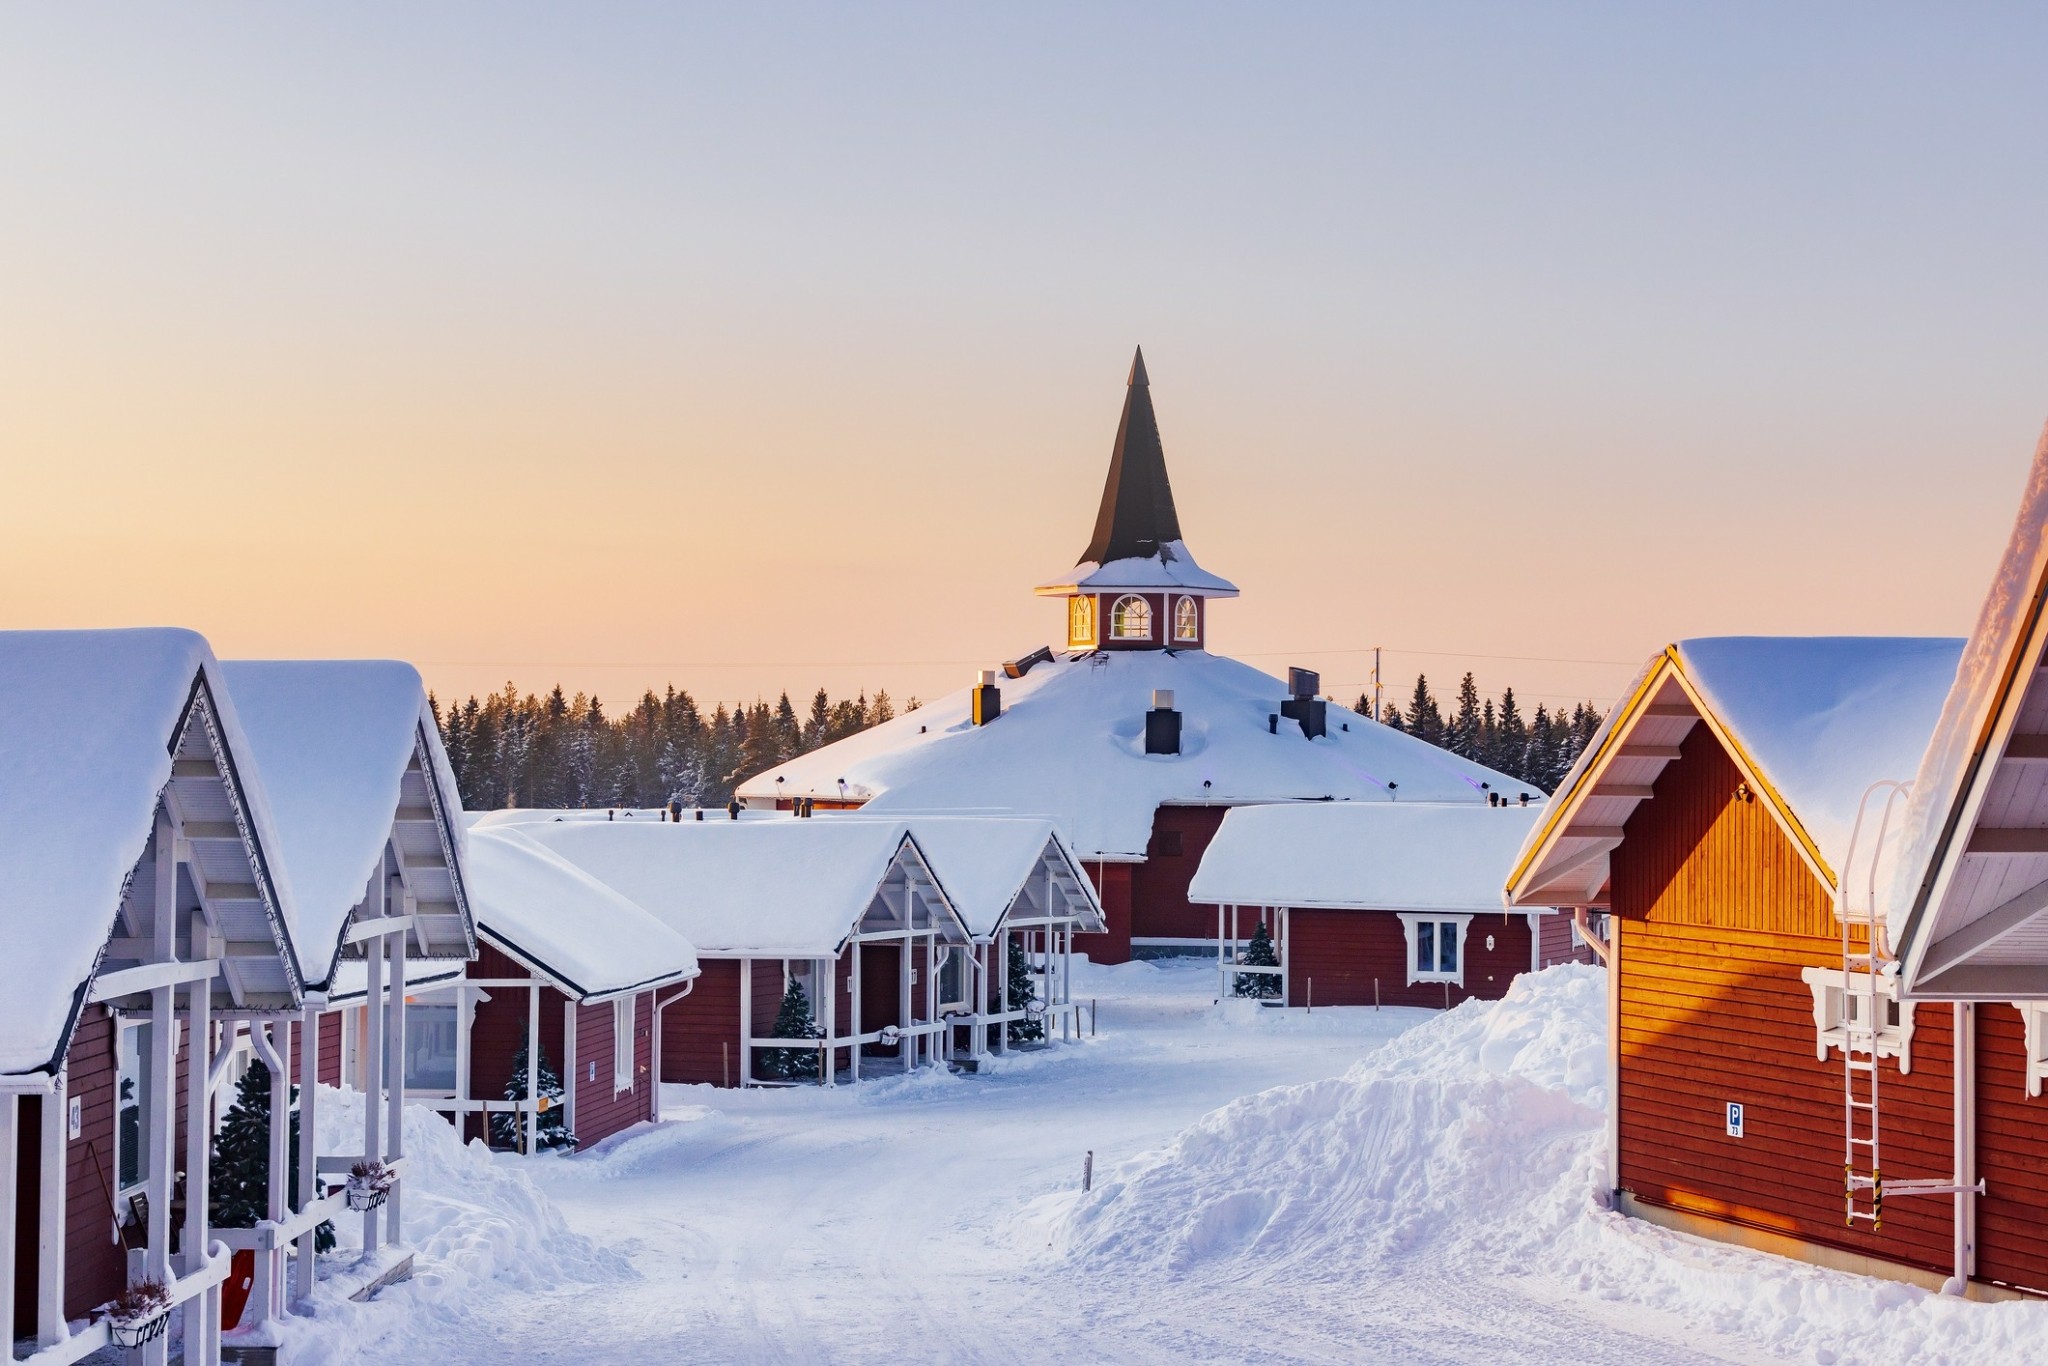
[317,960,1784,1365]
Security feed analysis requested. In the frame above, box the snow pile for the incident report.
[1048,965,2048,1363]
[273,1092,626,1364]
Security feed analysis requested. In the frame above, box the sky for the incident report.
[4,6,2046,718]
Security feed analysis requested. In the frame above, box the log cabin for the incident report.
[737,349,1529,962]
[472,813,967,1086]
[218,660,480,1330]
[438,826,698,1151]
[1506,633,1978,1292]
[1189,801,1578,1010]
[0,629,309,1366]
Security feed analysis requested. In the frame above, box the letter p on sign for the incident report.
[1726,1102,1745,1138]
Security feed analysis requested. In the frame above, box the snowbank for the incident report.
[270,1092,627,1364]
[1045,965,2048,1364]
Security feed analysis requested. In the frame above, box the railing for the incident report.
[211,1158,411,1330]
[23,1242,233,1366]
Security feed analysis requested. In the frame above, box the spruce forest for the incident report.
[435,672,1601,812]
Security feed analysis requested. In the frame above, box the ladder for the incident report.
[1837,781,1981,1228]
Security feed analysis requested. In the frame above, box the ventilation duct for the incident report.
[1145,688,1182,755]
[972,670,1002,726]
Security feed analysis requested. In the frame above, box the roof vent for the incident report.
[1280,666,1327,740]
[1146,689,1181,756]
[972,670,1002,726]
[1004,646,1055,679]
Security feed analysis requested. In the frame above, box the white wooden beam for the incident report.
[88,958,222,1003]
[1590,785,1657,800]
[1615,744,1684,761]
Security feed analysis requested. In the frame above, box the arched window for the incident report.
[1173,595,1199,642]
[1110,594,1153,641]
[1069,595,1096,647]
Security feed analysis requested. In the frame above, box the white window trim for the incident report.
[1109,594,1153,641]
[613,995,636,1094]
[1172,595,1199,642]
[2012,1001,2048,1097]
[1397,913,1472,987]
[1799,967,1915,1074]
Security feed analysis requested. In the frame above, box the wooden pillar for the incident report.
[822,956,837,1086]
[295,1005,319,1303]
[182,960,213,1300]
[849,941,862,1083]
[563,997,579,1137]
[386,892,407,1239]
[997,932,1010,1054]
[39,1070,67,1350]
[0,1092,17,1357]
[361,905,385,1252]
[454,987,473,1143]
[898,930,913,1069]
[524,984,540,1155]
[738,958,753,1088]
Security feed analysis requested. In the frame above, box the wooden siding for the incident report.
[1973,1006,2048,1294]
[1611,726,1955,1275]
[467,944,566,1144]
[659,958,786,1088]
[1075,862,1133,963]
[1538,913,1596,968]
[62,1008,129,1322]
[1129,807,1228,942]
[1285,909,1532,1009]
[565,993,656,1148]
[290,1011,343,1089]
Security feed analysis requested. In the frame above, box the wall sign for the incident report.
[1726,1102,1745,1138]
[68,1095,82,1140]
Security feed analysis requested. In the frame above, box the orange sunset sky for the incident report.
[4,8,2045,717]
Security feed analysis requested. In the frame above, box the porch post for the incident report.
[849,941,862,1083]
[0,1093,17,1356]
[386,894,407,1239]
[38,1070,67,1349]
[295,1005,318,1303]
[454,987,473,1144]
[361,904,385,1252]
[822,956,837,1086]
[181,963,213,1359]
[997,932,1010,1054]
[563,998,579,1137]
[898,929,913,1069]
[1279,908,1290,1007]
[524,984,540,1154]
[744,958,760,1087]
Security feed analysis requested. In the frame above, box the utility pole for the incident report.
[1372,645,1383,722]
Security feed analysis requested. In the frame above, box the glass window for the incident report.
[404,1003,459,1091]
[1415,922,1436,974]
[1110,595,1153,640]
[613,996,636,1092]
[1069,596,1096,647]
[117,1021,151,1193]
[938,947,966,1008]
[1173,596,1199,641]
[1438,921,1459,974]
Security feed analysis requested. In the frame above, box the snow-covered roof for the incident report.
[1034,542,1239,597]
[853,815,1105,938]
[474,815,964,957]
[1508,637,1960,912]
[222,661,475,988]
[0,629,301,1073]
[1192,801,1551,914]
[1891,426,2048,997]
[738,650,1531,861]
[324,958,466,1005]
[465,827,698,999]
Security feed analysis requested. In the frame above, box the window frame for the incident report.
[1799,967,1915,1074]
[1069,595,1097,648]
[1109,594,1153,641]
[404,1001,461,1093]
[115,1018,153,1198]
[1397,913,1473,986]
[613,995,636,1094]
[1173,595,1199,642]
[2013,1002,2048,1097]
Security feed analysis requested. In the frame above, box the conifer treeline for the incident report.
[1361,673,1603,794]
[434,684,908,812]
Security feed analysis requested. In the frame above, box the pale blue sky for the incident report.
[4,7,2044,711]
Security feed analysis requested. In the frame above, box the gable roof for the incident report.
[738,649,1532,860]
[1193,801,1549,914]
[0,629,301,1074]
[222,660,475,990]
[471,814,964,957]
[869,816,1106,938]
[1507,637,1960,912]
[1891,426,2048,998]
[466,826,698,1000]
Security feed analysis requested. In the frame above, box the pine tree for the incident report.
[493,1043,574,1151]
[759,977,823,1080]
[1404,675,1444,746]
[209,1061,335,1252]
[1447,672,1483,760]
[1006,935,1045,1044]
[1233,921,1280,999]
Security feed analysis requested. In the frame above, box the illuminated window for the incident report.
[1069,596,1096,647]
[1110,595,1153,641]
[1173,596,1199,642]
[1399,913,1472,986]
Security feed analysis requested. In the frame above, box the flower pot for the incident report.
[345,1183,388,1212]
[221,1247,257,1330]
[109,1310,171,1348]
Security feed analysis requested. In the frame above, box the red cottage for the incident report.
[1191,801,1580,1009]
[738,349,1530,962]
[478,813,968,1087]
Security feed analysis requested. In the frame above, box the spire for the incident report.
[1079,346,1183,565]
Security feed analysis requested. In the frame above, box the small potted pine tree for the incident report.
[492,1044,575,1152]
[1007,934,1046,1045]
[760,977,823,1081]
[1234,922,1281,1000]
[210,1060,335,1328]
[102,1278,172,1347]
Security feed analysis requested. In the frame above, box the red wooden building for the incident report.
[1191,801,1579,1009]
[1506,633,1995,1291]
[479,813,968,1087]
[432,826,698,1151]
[738,350,1530,961]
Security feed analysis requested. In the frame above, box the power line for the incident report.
[416,645,1645,671]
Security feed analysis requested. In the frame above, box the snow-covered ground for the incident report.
[287,960,2048,1364]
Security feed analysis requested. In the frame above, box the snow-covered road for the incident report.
[322,959,1776,1364]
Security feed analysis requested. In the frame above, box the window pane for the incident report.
[1439,922,1459,974]
[939,948,964,1005]
[614,996,636,1090]
[404,1004,459,1091]
[1416,921,1435,973]
[117,1023,151,1190]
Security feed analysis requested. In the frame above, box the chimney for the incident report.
[1003,646,1055,679]
[1145,688,1182,755]
[972,669,1002,726]
[1280,666,1328,739]
[726,798,741,821]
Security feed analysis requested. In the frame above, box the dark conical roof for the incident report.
[1079,347,1183,565]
